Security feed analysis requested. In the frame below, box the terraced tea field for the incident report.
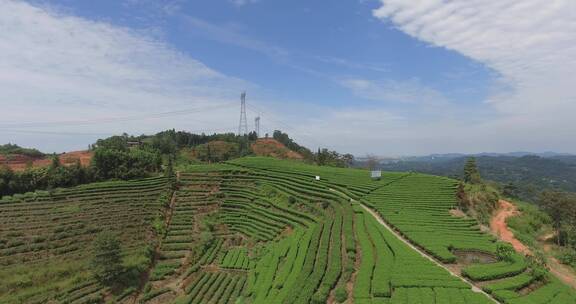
[0,177,170,303]
[1,157,575,303]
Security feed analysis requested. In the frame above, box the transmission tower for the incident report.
[238,91,248,136]
[254,116,260,138]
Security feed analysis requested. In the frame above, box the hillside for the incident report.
[1,157,574,303]
[0,150,93,172]
[250,138,303,159]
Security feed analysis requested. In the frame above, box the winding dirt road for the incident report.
[490,199,532,255]
[491,199,576,289]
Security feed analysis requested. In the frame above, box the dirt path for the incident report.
[492,200,576,289]
[327,187,498,302]
[540,234,576,289]
[490,200,532,255]
[359,204,499,303]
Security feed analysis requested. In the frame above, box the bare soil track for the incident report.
[490,199,532,255]
[491,199,576,289]
[360,204,499,303]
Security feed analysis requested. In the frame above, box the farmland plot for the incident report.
[2,157,575,303]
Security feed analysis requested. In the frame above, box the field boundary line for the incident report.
[359,203,500,304]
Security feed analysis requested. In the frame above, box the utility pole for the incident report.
[238,91,248,136]
[254,116,260,138]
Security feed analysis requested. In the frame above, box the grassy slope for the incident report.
[2,157,575,303]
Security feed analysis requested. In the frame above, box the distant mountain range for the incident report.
[357,152,575,164]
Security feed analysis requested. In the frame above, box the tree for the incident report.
[341,153,354,167]
[248,131,258,141]
[463,157,482,184]
[49,154,61,170]
[539,191,576,247]
[195,141,239,163]
[91,232,124,285]
[503,182,519,198]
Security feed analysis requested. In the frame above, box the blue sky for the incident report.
[1,0,575,155]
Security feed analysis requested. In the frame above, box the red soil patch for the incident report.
[490,200,532,255]
[251,138,302,160]
[0,150,93,171]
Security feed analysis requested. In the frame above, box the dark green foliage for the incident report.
[556,248,576,268]
[94,134,132,151]
[195,141,240,163]
[464,157,482,184]
[91,232,124,285]
[315,148,354,167]
[496,243,515,262]
[0,159,90,197]
[272,130,313,160]
[334,287,347,303]
[526,253,549,281]
[539,191,576,249]
[91,147,161,180]
[0,143,44,157]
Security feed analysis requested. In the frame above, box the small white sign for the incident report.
[371,170,382,179]
[315,176,321,181]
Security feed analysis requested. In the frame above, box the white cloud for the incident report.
[0,0,248,151]
[372,0,576,116]
[358,0,576,154]
[230,0,259,7]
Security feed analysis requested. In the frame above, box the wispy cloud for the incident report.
[0,0,248,151]
[182,16,289,60]
[348,0,576,154]
[229,0,259,7]
[373,0,576,117]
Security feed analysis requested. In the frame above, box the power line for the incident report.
[0,102,236,129]
[0,126,239,137]
[0,129,114,136]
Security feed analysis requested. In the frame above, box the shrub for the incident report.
[496,243,515,262]
[335,287,348,303]
[91,232,124,285]
[556,248,576,267]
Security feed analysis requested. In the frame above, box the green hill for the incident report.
[1,157,574,303]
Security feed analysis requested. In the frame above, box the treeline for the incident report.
[269,131,353,167]
[0,143,44,158]
[0,147,162,198]
[538,191,576,259]
[458,157,576,267]
[1,129,354,197]
[96,129,353,167]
